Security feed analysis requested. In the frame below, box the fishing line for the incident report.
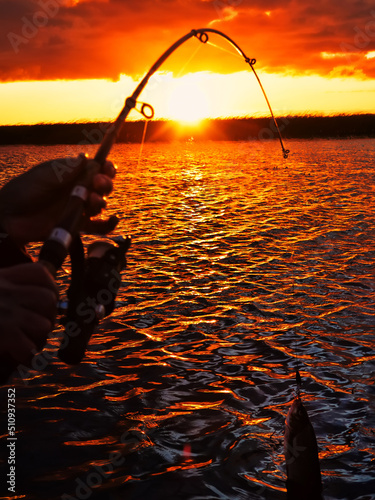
[206,39,244,60]
[291,287,302,399]
[94,28,290,166]
[296,365,302,398]
[204,37,289,158]
[137,119,149,168]
[249,66,289,159]
[176,42,205,79]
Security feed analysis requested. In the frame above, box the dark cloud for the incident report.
[0,0,374,82]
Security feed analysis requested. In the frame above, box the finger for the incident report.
[55,156,115,184]
[0,155,88,217]
[27,155,87,191]
[16,307,54,351]
[2,326,37,365]
[0,303,53,362]
[1,263,59,298]
[86,192,107,216]
[101,160,116,179]
[83,215,119,235]
[15,286,57,326]
[48,154,89,186]
[92,173,114,196]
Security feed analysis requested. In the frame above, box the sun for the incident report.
[167,80,210,124]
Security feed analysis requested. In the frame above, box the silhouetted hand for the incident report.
[0,154,118,246]
[0,262,58,366]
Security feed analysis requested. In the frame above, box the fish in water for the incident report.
[284,396,323,500]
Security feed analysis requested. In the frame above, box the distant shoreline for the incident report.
[0,114,374,146]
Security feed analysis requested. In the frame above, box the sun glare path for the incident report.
[167,80,211,124]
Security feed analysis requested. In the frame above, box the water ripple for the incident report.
[0,139,374,499]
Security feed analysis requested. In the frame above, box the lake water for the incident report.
[0,139,374,500]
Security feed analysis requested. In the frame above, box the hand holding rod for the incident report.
[38,162,101,277]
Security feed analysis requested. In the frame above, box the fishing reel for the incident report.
[58,235,131,365]
[0,236,130,383]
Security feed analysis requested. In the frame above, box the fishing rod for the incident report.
[1,28,290,381]
[95,27,290,165]
[39,28,288,278]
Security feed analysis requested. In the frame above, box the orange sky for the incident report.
[0,0,375,124]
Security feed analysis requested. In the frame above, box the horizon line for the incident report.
[1,112,374,128]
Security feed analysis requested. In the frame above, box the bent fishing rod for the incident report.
[2,28,290,382]
[96,27,290,165]
[40,27,289,273]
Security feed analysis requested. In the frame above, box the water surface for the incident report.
[0,139,374,500]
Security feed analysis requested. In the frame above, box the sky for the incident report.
[0,0,375,125]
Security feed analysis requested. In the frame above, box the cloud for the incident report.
[0,0,375,82]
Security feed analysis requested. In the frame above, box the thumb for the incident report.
[83,215,119,235]
[47,153,88,186]
[0,154,88,216]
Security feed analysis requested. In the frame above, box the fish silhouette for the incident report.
[284,394,323,500]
